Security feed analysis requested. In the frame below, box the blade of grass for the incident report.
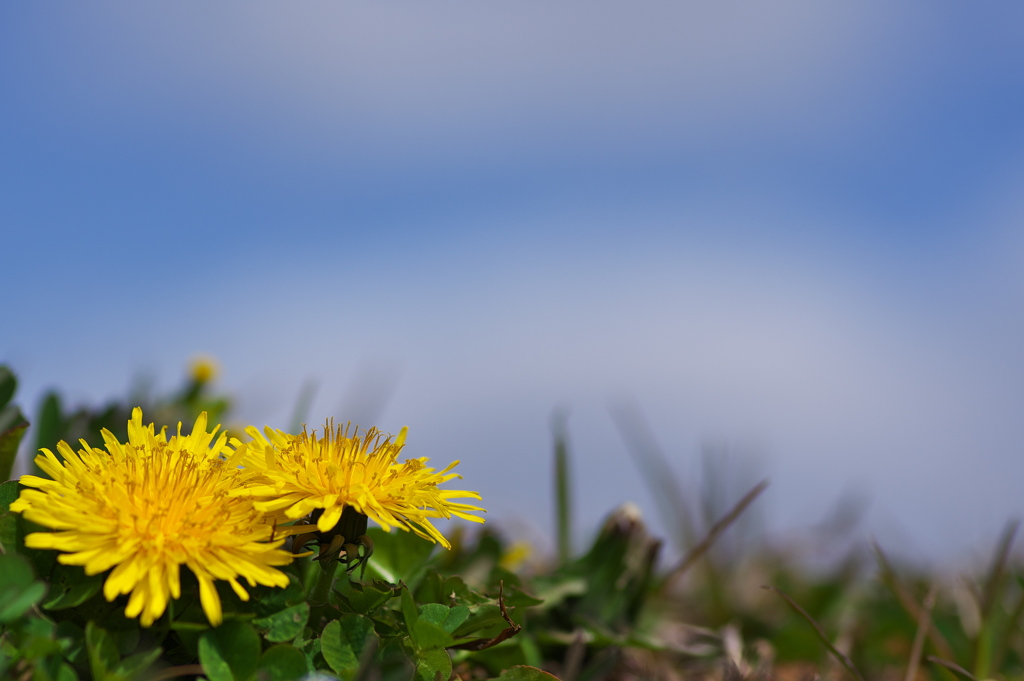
[974,520,1018,679]
[980,520,1018,617]
[763,585,866,681]
[904,584,938,681]
[927,657,980,681]
[609,399,695,551]
[662,480,768,589]
[873,542,954,660]
[990,575,1024,673]
[552,409,572,565]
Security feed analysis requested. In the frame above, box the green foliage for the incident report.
[0,365,29,482]
[6,362,1024,681]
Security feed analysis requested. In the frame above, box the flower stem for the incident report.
[309,559,339,607]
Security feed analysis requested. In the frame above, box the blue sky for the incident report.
[3,2,1024,562]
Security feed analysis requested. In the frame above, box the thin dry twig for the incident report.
[763,585,866,681]
[904,584,939,681]
[662,479,769,589]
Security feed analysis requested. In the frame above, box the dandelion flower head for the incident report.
[10,408,293,626]
[237,421,485,548]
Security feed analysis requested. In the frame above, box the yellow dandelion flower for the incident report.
[189,355,219,383]
[10,408,293,627]
[236,422,485,549]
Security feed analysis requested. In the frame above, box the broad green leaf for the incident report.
[320,614,375,679]
[416,647,452,681]
[0,366,16,408]
[320,620,358,675]
[412,620,454,650]
[198,621,260,681]
[0,480,20,513]
[0,580,45,622]
[253,574,306,618]
[257,644,308,681]
[333,578,395,615]
[42,564,104,610]
[364,527,436,587]
[253,602,309,643]
[114,647,163,681]
[0,404,28,484]
[452,604,508,640]
[33,392,63,457]
[418,603,450,626]
[0,553,46,622]
[443,605,470,633]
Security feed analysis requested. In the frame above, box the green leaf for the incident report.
[419,603,451,627]
[333,578,395,615]
[86,622,121,681]
[0,405,28,483]
[33,392,64,456]
[451,605,508,640]
[257,644,308,681]
[0,366,16,408]
[0,553,46,622]
[253,574,306,618]
[412,620,455,650]
[443,605,470,633]
[0,480,20,513]
[114,647,163,681]
[364,526,436,587]
[321,614,375,679]
[56,620,87,666]
[42,563,104,610]
[198,621,260,681]
[253,602,310,643]
[401,583,419,631]
[416,647,452,681]
[492,666,562,681]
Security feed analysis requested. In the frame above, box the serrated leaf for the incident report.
[257,644,308,681]
[253,602,309,643]
[199,621,260,681]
